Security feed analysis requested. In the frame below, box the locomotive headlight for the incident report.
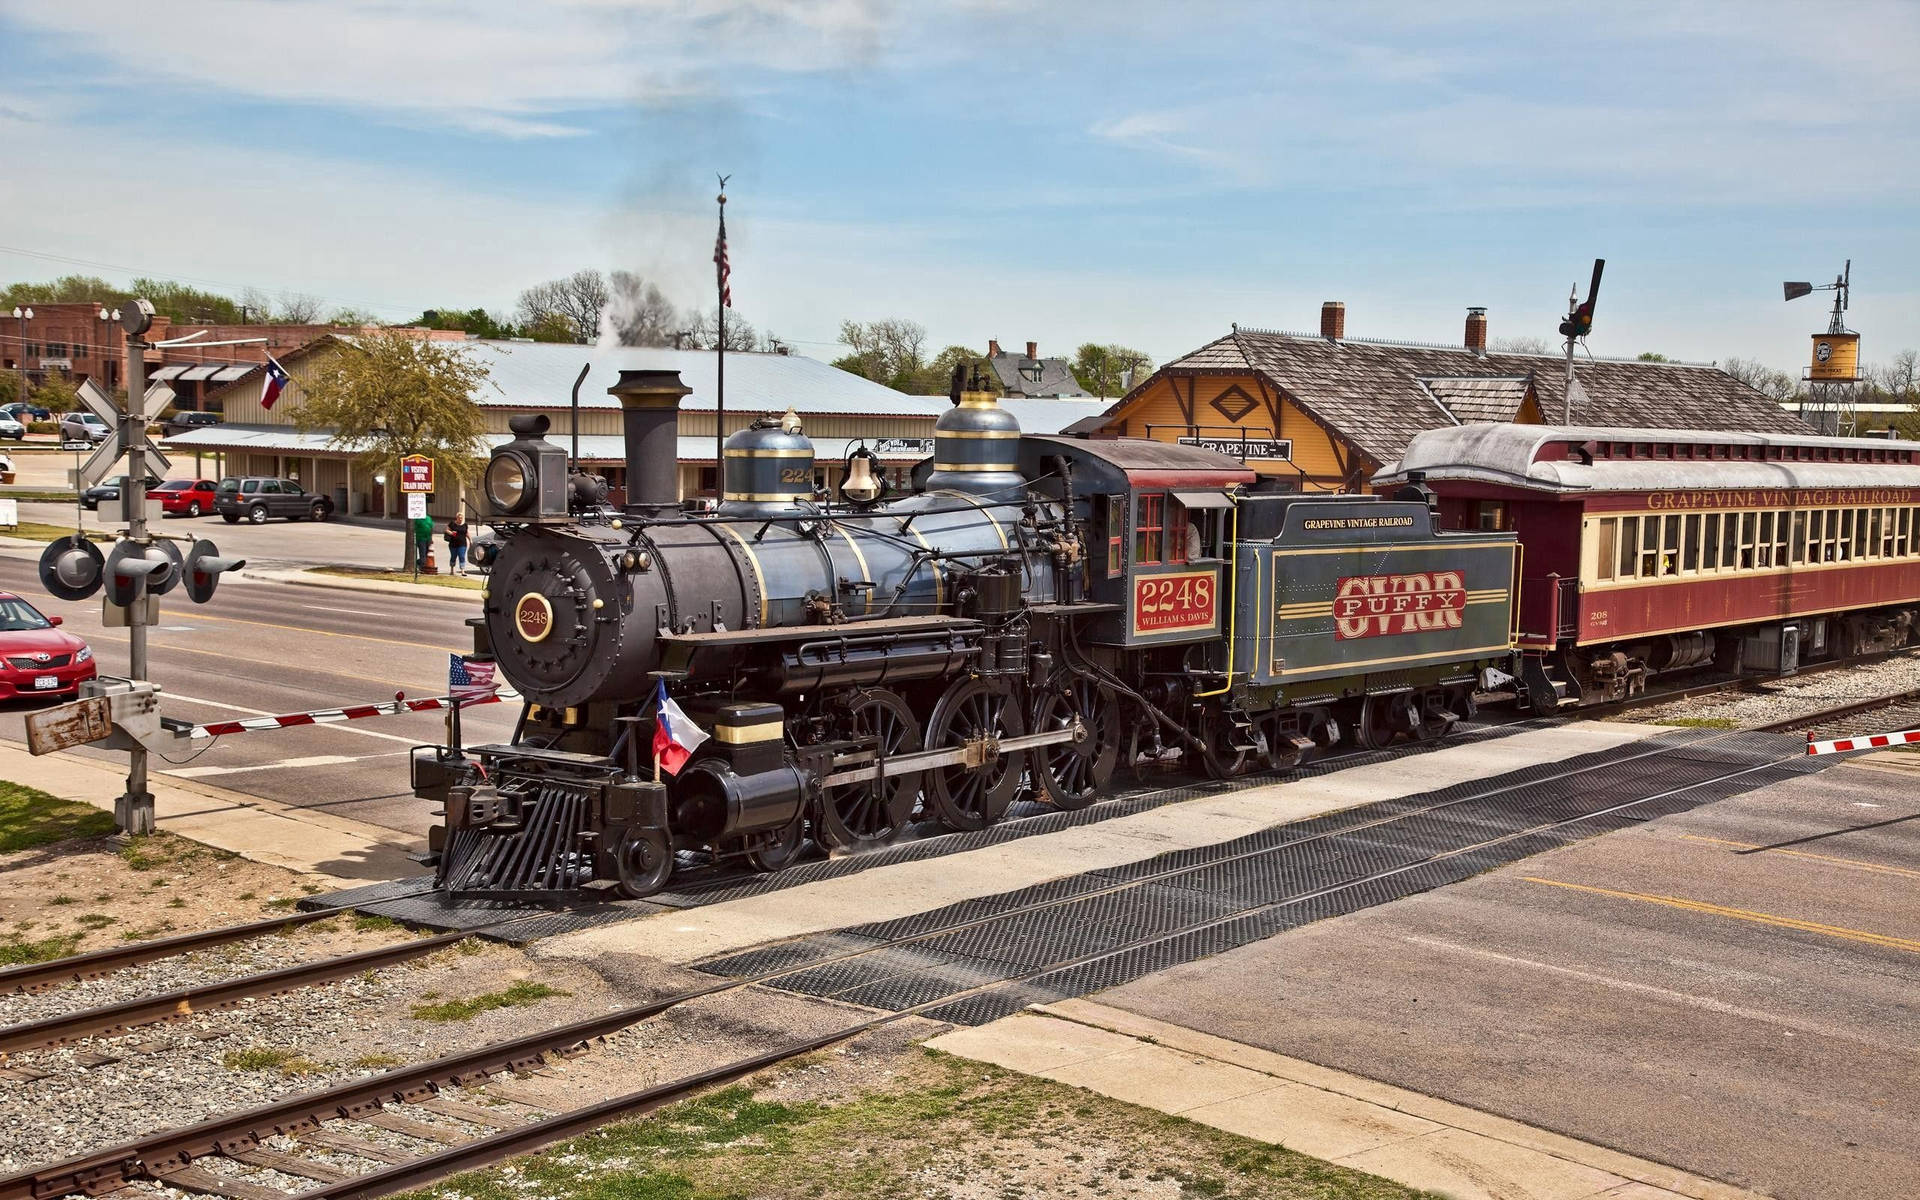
[485,452,532,515]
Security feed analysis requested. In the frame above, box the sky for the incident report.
[1,0,1916,373]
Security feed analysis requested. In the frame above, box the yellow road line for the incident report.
[1678,834,1920,881]
[1523,877,1920,955]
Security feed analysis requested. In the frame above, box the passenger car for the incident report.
[215,477,334,524]
[81,473,161,511]
[59,412,111,445]
[149,478,219,517]
[160,410,222,438]
[0,592,96,700]
[0,414,22,441]
[2,401,52,422]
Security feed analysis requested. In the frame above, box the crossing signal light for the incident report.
[183,539,247,604]
[1558,258,1606,341]
[105,541,180,609]
[39,535,105,602]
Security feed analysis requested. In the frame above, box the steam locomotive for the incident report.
[414,367,1518,898]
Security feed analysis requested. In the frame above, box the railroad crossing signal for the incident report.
[73,378,173,489]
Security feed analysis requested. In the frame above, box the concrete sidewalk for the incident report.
[0,742,421,883]
[237,565,484,603]
[931,1000,1769,1200]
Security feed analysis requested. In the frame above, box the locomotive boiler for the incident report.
[415,365,1518,899]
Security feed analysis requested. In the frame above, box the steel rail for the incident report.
[0,727,1796,1200]
[0,929,475,1055]
[0,910,336,997]
[258,735,1819,1200]
[1757,687,1920,734]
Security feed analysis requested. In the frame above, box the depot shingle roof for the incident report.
[1105,329,1811,466]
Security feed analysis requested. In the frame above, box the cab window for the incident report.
[1135,493,1165,565]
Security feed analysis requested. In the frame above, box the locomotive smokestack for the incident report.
[608,369,692,512]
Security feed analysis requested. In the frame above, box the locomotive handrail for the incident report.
[1193,495,1242,698]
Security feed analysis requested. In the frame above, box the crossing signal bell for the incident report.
[1559,258,1605,340]
[183,540,247,604]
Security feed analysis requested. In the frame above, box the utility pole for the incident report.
[117,301,156,835]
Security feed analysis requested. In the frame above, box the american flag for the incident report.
[713,205,732,309]
[449,654,498,706]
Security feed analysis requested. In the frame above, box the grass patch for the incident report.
[351,1052,405,1069]
[223,1046,322,1075]
[0,520,92,542]
[0,932,83,966]
[404,1052,1438,1200]
[0,780,116,854]
[118,837,163,870]
[410,980,569,1023]
[1654,716,1740,729]
[312,566,484,592]
[350,912,398,933]
[265,897,299,910]
[76,912,116,929]
[48,894,75,906]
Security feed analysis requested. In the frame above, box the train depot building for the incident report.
[1078,302,1812,492]
[162,337,1106,520]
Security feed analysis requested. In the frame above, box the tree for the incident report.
[32,373,79,413]
[1,274,122,308]
[275,292,324,324]
[1636,351,1670,362]
[291,329,493,570]
[415,307,515,340]
[603,272,680,346]
[1721,357,1800,403]
[1071,343,1155,399]
[0,371,16,409]
[516,270,609,344]
[1490,335,1554,356]
[326,307,384,327]
[684,306,760,352]
[831,318,928,390]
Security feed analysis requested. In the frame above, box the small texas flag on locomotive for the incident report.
[260,354,291,411]
[653,679,709,775]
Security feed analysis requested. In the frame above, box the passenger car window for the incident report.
[282,480,303,495]
[242,480,260,493]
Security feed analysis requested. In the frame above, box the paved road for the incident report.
[13,498,414,571]
[0,551,514,838]
[1098,760,1920,1200]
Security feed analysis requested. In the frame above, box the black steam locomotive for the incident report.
[415,367,1517,898]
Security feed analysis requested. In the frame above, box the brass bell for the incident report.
[842,447,882,503]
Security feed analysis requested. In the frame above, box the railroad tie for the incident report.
[354,1109,468,1143]
[149,1164,295,1200]
[416,1096,523,1129]
[294,1129,415,1164]
[473,1080,555,1109]
[224,1147,354,1184]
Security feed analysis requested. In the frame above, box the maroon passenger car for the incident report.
[1378,424,1920,707]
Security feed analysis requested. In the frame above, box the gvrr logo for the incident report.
[1333,571,1466,640]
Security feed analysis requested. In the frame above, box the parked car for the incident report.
[0,592,96,700]
[81,473,162,510]
[2,401,52,422]
[59,411,111,445]
[148,478,219,517]
[0,414,22,441]
[215,477,334,524]
[160,410,222,438]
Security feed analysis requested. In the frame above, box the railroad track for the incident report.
[1758,687,1920,737]
[0,911,338,997]
[0,727,1816,1200]
[1591,644,1920,720]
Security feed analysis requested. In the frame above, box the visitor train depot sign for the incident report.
[400,455,435,493]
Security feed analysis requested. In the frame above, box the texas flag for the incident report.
[260,355,291,410]
[652,680,709,776]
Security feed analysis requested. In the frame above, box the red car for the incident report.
[149,478,219,517]
[0,592,97,700]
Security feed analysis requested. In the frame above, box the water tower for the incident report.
[1783,261,1861,435]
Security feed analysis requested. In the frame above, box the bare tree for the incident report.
[603,271,680,346]
[238,287,274,323]
[684,306,759,352]
[275,292,324,324]
[832,318,928,388]
[515,270,609,343]
[1489,335,1554,356]
[1870,349,1919,402]
[1721,357,1801,402]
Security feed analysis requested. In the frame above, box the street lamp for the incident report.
[10,306,30,406]
[97,306,122,394]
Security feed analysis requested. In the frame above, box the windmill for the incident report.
[1783,261,1861,435]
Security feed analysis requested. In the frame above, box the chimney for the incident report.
[1320,301,1345,340]
[988,339,1002,357]
[1465,307,1488,356]
[1025,340,1038,360]
[608,368,692,513]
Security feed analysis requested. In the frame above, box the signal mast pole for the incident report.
[118,307,153,834]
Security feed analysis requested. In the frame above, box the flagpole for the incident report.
[714,177,729,496]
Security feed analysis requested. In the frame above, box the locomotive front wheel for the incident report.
[613,829,674,899]
[744,816,807,873]
[927,679,1027,832]
[1030,676,1120,810]
[815,688,921,853]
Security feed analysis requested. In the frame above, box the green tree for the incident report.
[326,307,385,327]
[1,274,123,308]
[291,330,493,570]
[0,370,17,409]
[832,318,929,390]
[1071,343,1155,399]
[1636,351,1670,362]
[414,307,514,339]
[32,373,79,414]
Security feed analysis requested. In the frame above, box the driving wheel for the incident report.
[613,828,674,899]
[926,678,1027,832]
[743,815,807,873]
[1030,674,1119,810]
[813,688,920,853]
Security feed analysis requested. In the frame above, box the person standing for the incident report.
[446,513,469,575]
[412,512,434,572]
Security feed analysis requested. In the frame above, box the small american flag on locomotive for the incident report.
[448,654,498,706]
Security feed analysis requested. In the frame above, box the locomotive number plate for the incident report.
[1333,571,1465,640]
[514,592,555,643]
[1133,570,1217,636]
